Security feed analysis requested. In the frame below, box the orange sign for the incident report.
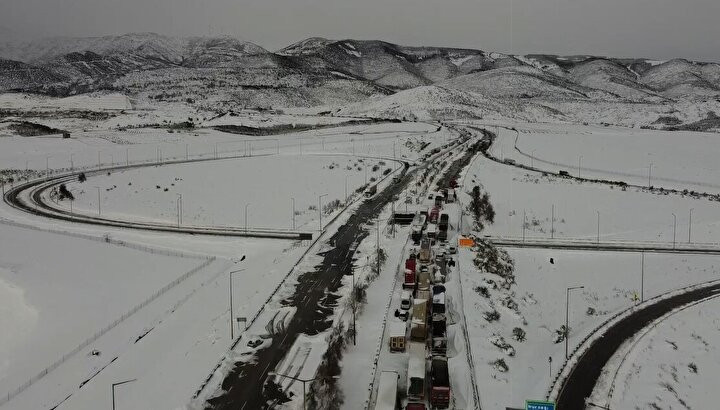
[458,237,474,247]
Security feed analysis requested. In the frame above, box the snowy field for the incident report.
[489,123,720,194]
[464,143,720,246]
[0,113,459,409]
[62,154,386,230]
[590,295,720,410]
[458,246,720,410]
[0,221,199,400]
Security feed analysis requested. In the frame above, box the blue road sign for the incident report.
[526,400,556,410]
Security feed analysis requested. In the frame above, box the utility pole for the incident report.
[291,197,296,230]
[672,213,677,249]
[176,194,182,227]
[345,176,348,203]
[596,210,600,245]
[245,204,250,232]
[641,252,645,302]
[186,144,189,160]
[98,151,101,169]
[96,186,101,215]
[551,204,555,239]
[522,209,526,242]
[578,155,583,178]
[229,268,245,340]
[70,153,74,170]
[688,208,693,243]
[565,286,584,359]
[377,218,381,275]
[126,148,129,166]
[648,162,653,188]
[531,150,536,168]
[319,194,328,231]
[352,267,356,346]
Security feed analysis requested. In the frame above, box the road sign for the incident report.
[458,237,474,247]
[526,400,555,410]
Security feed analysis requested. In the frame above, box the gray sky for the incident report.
[2,0,719,61]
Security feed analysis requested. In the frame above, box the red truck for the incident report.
[430,356,451,408]
[429,206,440,223]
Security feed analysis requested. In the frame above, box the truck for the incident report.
[407,342,427,402]
[431,292,446,322]
[388,320,407,352]
[431,318,447,355]
[429,206,440,223]
[426,223,438,239]
[430,356,451,408]
[445,189,456,203]
[439,213,449,231]
[404,269,416,289]
[410,300,428,342]
[411,214,427,243]
[365,184,377,198]
[375,370,400,410]
[419,239,432,263]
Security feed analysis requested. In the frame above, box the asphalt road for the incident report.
[206,136,478,410]
[556,282,720,409]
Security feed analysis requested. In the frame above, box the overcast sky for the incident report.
[2,0,719,61]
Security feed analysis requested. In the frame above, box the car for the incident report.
[448,246,457,254]
[398,310,409,321]
[247,337,263,348]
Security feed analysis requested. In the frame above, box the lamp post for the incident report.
[551,204,555,239]
[641,252,645,302]
[596,210,600,245]
[245,204,250,232]
[565,285,585,359]
[111,378,137,410]
[291,197,296,230]
[531,149,536,168]
[648,162,653,188]
[229,262,245,341]
[318,193,328,231]
[95,186,102,215]
[70,153,74,170]
[688,208,693,243]
[176,194,182,227]
[578,155,583,178]
[672,213,677,249]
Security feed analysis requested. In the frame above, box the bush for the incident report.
[512,327,526,342]
[483,310,500,322]
[78,173,86,183]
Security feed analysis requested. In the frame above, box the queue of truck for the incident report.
[375,184,458,410]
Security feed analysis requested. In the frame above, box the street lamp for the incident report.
[672,213,677,249]
[648,162,653,188]
[229,257,246,340]
[318,193,328,231]
[596,210,600,245]
[95,186,102,215]
[291,197,296,230]
[245,203,250,232]
[531,149,536,168]
[111,378,137,410]
[565,285,585,359]
[176,194,182,227]
[688,208,694,243]
[578,155,583,178]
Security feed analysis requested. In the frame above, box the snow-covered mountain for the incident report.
[1,33,719,118]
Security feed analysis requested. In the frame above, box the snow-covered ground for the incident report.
[490,123,720,194]
[455,124,720,409]
[467,132,720,245]
[63,154,383,230]
[0,112,453,409]
[589,295,720,410]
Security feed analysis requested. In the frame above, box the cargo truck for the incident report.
[375,370,399,410]
[430,356,451,408]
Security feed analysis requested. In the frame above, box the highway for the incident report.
[204,132,477,409]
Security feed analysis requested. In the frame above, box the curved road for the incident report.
[556,282,720,408]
